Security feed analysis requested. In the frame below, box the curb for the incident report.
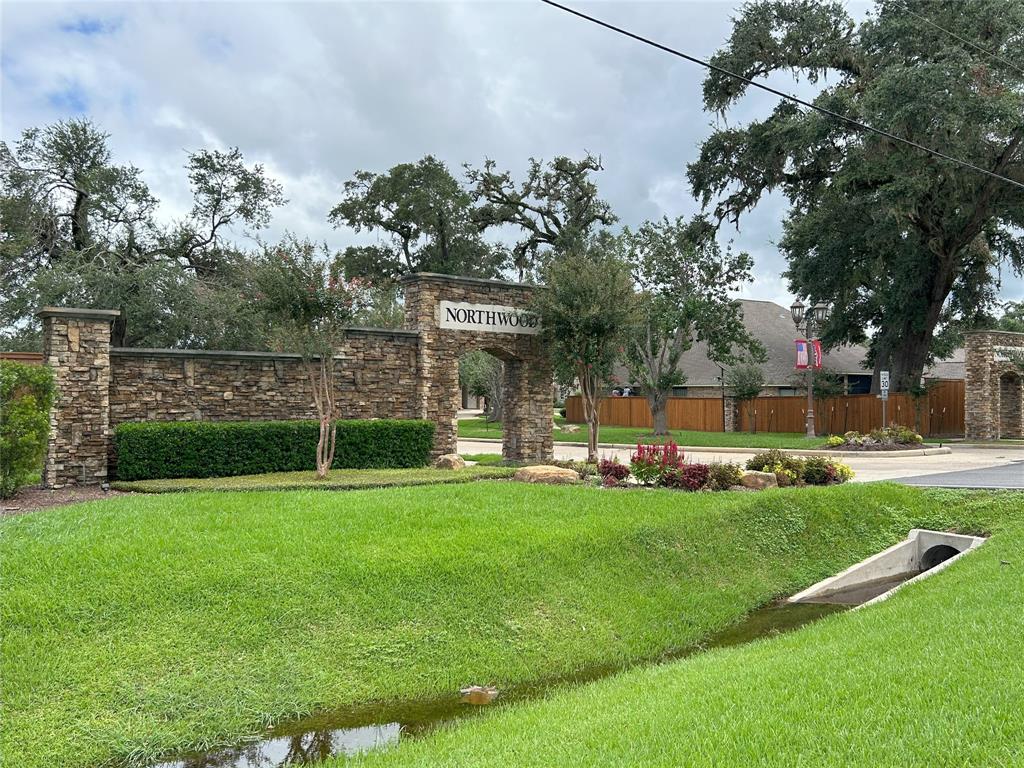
[459,437,952,457]
[939,442,1024,451]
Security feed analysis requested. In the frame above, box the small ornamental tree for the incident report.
[254,236,360,478]
[0,361,55,498]
[532,239,635,462]
[725,360,766,434]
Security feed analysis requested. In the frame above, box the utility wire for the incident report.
[898,1,1024,78]
[539,0,1024,191]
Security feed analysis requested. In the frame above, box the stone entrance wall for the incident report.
[38,273,553,487]
[964,330,1024,440]
[402,273,553,461]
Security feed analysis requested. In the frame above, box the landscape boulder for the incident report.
[739,470,778,490]
[433,453,466,470]
[560,424,581,433]
[513,465,578,485]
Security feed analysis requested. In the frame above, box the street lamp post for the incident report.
[790,299,829,438]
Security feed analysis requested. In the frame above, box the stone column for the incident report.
[723,396,739,432]
[37,307,120,487]
[965,332,997,440]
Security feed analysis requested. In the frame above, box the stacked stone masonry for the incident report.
[39,274,554,486]
[964,330,1024,440]
[39,308,120,488]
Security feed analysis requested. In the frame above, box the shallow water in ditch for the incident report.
[147,601,845,768]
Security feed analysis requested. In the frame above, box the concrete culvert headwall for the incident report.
[789,529,986,607]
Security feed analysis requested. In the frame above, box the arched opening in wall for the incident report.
[920,544,961,571]
[458,350,505,423]
[998,372,1024,439]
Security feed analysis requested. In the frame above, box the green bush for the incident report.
[745,449,805,477]
[0,362,55,498]
[802,456,854,485]
[707,461,744,491]
[114,419,435,480]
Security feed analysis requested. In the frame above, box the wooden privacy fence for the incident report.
[565,380,965,437]
[565,395,724,432]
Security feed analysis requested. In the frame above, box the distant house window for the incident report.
[777,387,800,397]
[672,386,688,397]
[847,375,872,395]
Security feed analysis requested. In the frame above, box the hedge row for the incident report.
[114,419,435,480]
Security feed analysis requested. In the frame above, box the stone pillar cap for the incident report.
[37,307,121,320]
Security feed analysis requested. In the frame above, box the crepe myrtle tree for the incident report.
[254,236,362,479]
[688,0,1024,392]
[532,237,636,462]
[621,216,761,435]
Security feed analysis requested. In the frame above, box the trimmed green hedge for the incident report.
[114,419,435,480]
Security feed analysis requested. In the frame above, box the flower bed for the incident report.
[824,426,924,451]
[590,442,853,492]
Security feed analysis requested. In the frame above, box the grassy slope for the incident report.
[353,493,1024,768]
[459,416,823,449]
[0,484,1008,768]
[110,465,515,493]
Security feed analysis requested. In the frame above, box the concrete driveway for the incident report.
[457,439,1024,487]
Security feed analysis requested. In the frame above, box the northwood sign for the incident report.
[438,301,540,335]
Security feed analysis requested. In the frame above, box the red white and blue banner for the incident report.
[795,339,823,369]
[795,339,809,369]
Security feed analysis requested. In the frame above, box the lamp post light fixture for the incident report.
[790,298,830,438]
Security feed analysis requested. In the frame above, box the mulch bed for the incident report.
[1,485,127,517]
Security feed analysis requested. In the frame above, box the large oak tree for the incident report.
[688,0,1024,391]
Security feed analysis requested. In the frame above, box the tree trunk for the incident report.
[111,313,128,347]
[648,389,669,436]
[579,367,601,463]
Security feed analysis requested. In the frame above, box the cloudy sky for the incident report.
[3,0,1022,306]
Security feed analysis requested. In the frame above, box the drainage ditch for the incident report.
[147,529,983,768]
[147,602,843,768]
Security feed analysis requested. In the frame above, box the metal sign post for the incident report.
[879,370,890,427]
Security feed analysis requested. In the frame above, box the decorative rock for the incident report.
[433,453,466,470]
[513,465,578,484]
[561,424,581,433]
[460,685,499,705]
[739,470,778,490]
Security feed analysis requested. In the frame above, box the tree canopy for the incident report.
[0,119,284,348]
[688,0,1024,391]
[329,155,507,284]
[466,154,616,280]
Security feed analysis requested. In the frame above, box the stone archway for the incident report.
[965,331,1024,440]
[999,372,1023,439]
[401,273,554,461]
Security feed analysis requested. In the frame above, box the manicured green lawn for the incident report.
[110,465,515,493]
[458,416,824,449]
[0,483,1012,768]
[352,494,1024,768]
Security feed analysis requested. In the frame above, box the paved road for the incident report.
[458,439,1024,487]
[895,461,1024,489]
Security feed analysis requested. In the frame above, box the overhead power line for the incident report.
[539,0,1024,191]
